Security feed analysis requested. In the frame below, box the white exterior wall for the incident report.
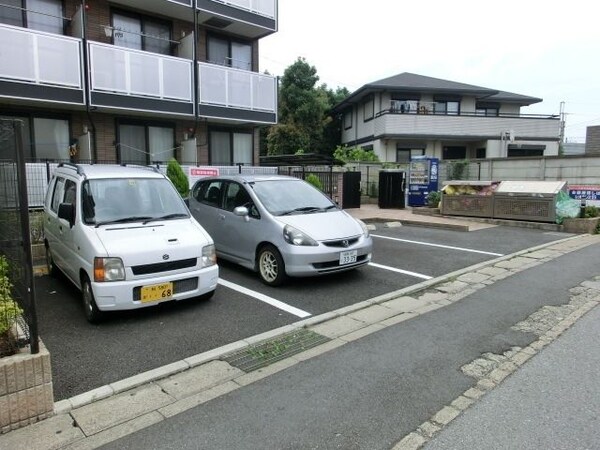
[500,104,520,115]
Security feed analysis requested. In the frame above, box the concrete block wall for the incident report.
[0,341,54,434]
[585,126,600,155]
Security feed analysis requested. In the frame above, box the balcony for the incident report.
[198,62,277,124]
[0,24,84,106]
[196,0,277,39]
[107,0,194,22]
[374,110,560,141]
[88,42,194,117]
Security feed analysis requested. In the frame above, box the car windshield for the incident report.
[251,179,336,216]
[82,178,189,226]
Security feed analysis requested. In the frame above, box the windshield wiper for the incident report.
[143,213,188,224]
[95,216,152,228]
[279,206,324,216]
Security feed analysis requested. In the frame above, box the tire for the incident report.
[81,275,104,323]
[257,244,287,287]
[45,244,59,277]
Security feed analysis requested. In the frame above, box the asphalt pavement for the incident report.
[2,208,599,450]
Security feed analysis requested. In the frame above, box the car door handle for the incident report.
[218,214,226,220]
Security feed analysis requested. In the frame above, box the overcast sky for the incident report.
[259,0,599,142]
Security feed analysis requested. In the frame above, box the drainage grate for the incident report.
[222,329,330,373]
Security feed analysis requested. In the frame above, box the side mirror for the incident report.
[58,203,75,228]
[233,206,250,222]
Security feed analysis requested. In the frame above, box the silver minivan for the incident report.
[189,175,373,286]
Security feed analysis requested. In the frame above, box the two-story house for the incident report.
[334,73,560,163]
[0,0,278,166]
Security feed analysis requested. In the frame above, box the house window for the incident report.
[435,101,460,115]
[391,100,418,113]
[396,147,425,163]
[363,96,374,121]
[507,145,545,157]
[476,108,498,116]
[343,110,353,130]
[443,146,466,160]
[210,130,253,166]
[476,148,486,158]
[1,114,69,161]
[207,35,252,70]
[112,10,172,55]
[117,121,175,164]
[1,0,64,34]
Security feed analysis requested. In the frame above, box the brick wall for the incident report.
[0,341,54,433]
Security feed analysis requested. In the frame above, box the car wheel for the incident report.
[45,244,58,277]
[257,244,287,286]
[81,275,103,323]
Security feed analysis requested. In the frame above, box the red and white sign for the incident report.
[188,167,220,187]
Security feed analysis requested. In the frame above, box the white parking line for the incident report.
[371,234,505,256]
[368,262,432,280]
[218,278,312,318]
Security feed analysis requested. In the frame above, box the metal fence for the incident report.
[0,119,39,356]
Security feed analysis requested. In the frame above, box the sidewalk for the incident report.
[1,208,598,449]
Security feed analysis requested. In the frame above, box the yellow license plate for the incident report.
[140,282,173,303]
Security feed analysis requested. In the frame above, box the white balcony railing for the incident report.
[374,113,560,140]
[0,24,82,89]
[211,0,276,19]
[88,42,193,103]
[198,62,276,113]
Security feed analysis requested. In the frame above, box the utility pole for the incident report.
[559,101,566,144]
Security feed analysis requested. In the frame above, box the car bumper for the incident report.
[91,265,219,311]
[280,238,373,277]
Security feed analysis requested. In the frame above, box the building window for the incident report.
[396,147,425,163]
[443,146,466,160]
[363,96,374,122]
[117,121,175,164]
[507,145,545,157]
[343,110,353,130]
[207,35,252,70]
[391,100,418,113]
[476,148,486,159]
[210,130,253,166]
[1,0,64,34]
[434,101,460,115]
[1,114,69,161]
[112,10,172,55]
[476,108,498,117]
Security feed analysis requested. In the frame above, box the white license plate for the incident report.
[339,250,357,265]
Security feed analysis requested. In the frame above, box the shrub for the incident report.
[447,160,469,180]
[0,256,22,337]
[166,158,189,198]
[427,191,441,208]
[584,205,599,218]
[305,174,323,191]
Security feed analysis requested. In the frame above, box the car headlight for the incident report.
[202,244,217,267]
[283,225,318,246]
[94,257,125,282]
[357,219,370,238]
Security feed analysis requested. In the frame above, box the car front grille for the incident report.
[133,277,199,301]
[132,258,197,275]
[322,237,360,248]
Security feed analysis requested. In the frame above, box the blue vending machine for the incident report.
[408,156,439,206]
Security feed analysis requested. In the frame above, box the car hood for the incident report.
[94,219,212,266]
[275,210,363,241]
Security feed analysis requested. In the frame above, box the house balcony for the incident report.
[196,0,277,39]
[107,0,194,22]
[198,62,277,124]
[373,110,561,141]
[88,41,195,117]
[0,23,84,107]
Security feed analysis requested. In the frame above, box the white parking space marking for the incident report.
[368,262,432,280]
[218,279,312,318]
[371,234,505,257]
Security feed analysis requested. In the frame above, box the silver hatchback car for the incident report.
[189,175,373,286]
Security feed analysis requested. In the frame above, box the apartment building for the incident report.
[334,73,561,162]
[0,0,278,165]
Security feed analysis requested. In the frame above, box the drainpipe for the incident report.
[193,4,200,164]
[80,1,98,162]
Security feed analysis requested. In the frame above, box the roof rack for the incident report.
[119,163,161,174]
[57,162,84,175]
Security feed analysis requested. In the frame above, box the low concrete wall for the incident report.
[0,340,54,433]
[562,217,600,234]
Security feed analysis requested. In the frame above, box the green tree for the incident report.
[320,85,350,155]
[166,158,189,197]
[333,145,380,163]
